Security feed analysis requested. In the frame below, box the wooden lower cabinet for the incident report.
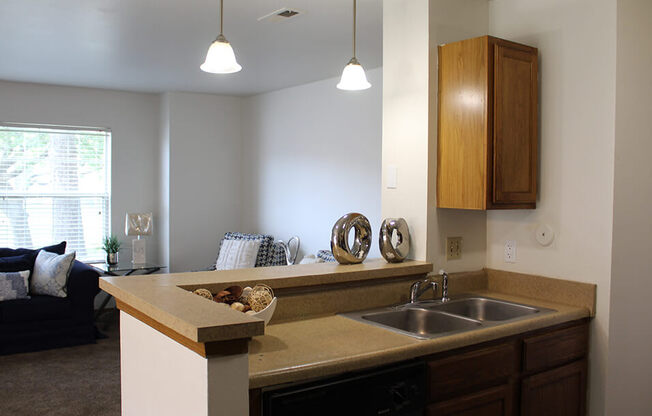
[426,320,589,416]
[250,320,589,416]
[427,384,514,416]
[521,360,587,416]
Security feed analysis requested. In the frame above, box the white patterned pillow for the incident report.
[215,239,261,270]
[0,270,31,301]
[30,251,76,298]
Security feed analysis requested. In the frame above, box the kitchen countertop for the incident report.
[99,260,432,343]
[248,290,591,389]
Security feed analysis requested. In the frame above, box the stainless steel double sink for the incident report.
[340,296,555,340]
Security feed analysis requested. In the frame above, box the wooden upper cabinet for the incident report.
[437,36,538,210]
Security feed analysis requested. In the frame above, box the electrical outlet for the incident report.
[504,240,517,263]
[446,237,462,260]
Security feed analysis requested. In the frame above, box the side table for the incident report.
[90,262,167,329]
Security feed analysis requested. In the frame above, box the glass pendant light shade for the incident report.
[337,0,371,91]
[200,34,242,74]
[337,57,371,90]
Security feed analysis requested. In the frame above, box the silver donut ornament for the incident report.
[330,213,372,264]
[379,218,410,263]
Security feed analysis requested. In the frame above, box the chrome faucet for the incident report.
[409,278,438,303]
[439,269,450,302]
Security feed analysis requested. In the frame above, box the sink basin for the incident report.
[424,297,541,321]
[340,295,556,340]
[362,308,481,338]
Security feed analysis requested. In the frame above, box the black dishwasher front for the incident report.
[262,361,426,416]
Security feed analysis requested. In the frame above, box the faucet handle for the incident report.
[439,269,450,302]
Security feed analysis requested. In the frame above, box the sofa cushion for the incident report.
[0,295,73,323]
[0,271,30,301]
[0,254,37,273]
[0,241,67,258]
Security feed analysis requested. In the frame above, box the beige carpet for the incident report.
[0,314,121,416]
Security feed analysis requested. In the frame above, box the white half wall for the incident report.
[486,1,617,414]
[241,68,383,260]
[0,80,161,263]
[606,0,652,413]
[120,312,249,416]
[164,92,243,273]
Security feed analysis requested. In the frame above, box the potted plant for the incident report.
[102,235,122,265]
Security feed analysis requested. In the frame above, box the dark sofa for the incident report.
[0,243,100,355]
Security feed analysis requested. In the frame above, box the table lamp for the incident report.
[125,212,153,264]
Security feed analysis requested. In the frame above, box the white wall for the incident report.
[158,94,171,268]
[382,0,488,272]
[427,0,489,272]
[0,81,161,263]
[241,69,382,260]
[165,92,243,273]
[382,0,431,262]
[486,1,617,414]
[606,0,652,413]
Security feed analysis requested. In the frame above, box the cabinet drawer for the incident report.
[428,342,518,402]
[427,384,514,416]
[523,323,589,373]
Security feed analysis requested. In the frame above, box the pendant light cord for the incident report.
[353,0,357,58]
[220,0,224,36]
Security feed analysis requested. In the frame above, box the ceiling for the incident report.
[0,0,382,96]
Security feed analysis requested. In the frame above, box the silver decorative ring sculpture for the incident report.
[379,218,410,263]
[331,213,372,264]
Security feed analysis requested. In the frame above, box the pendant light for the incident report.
[200,0,242,74]
[337,0,371,90]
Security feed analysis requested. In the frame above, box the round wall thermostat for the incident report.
[535,224,555,246]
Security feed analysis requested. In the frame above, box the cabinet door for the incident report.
[492,42,538,206]
[521,360,587,416]
[427,384,514,416]
[427,342,518,402]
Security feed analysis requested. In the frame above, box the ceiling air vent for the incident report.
[257,8,302,23]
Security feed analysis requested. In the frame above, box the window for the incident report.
[0,123,111,261]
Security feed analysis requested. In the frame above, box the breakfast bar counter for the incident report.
[100,261,595,416]
[99,260,434,416]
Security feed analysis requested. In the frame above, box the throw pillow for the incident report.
[317,250,337,263]
[0,253,37,273]
[0,241,67,258]
[30,251,76,298]
[216,232,274,268]
[215,239,261,270]
[0,270,30,301]
[270,242,288,266]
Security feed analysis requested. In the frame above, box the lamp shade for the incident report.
[125,213,153,236]
[337,58,371,91]
[200,35,242,74]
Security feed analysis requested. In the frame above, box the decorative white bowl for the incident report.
[251,297,277,326]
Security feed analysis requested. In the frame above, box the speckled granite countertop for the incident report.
[248,290,591,389]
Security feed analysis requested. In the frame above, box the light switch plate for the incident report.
[386,165,397,189]
[446,237,462,260]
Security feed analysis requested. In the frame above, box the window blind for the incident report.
[0,123,111,262]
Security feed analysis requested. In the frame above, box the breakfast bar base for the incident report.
[120,312,249,416]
